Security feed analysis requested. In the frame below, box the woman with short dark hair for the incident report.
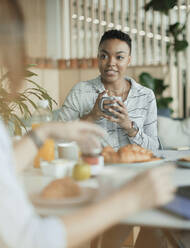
[60,29,159,152]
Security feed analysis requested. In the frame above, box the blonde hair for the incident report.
[0,0,26,93]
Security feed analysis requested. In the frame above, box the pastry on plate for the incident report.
[178,156,190,162]
[41,177,81,199]
[119,144,153,155]
[101,146,119,163]
[102,144,160,164]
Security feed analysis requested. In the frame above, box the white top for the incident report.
[0,121,66,248]
[59,76,159,151]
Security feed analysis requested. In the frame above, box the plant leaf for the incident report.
[26,79,44,89]
[157,97,173,108]
[144,0,177,14]
[139,72,155,91]
[0,64,57,135]
[25,70,38,78]
[174,40,189,52]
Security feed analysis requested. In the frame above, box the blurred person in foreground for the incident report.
[0,1,175,248]
[59,29,159,152]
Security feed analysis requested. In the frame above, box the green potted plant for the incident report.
[144,0,189,54]
[139,72,173,116]
[0,65,57,135]
[144,0,177,15]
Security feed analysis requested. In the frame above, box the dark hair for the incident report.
[99,29,132,54]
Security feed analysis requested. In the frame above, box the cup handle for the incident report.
[99,98,105,112]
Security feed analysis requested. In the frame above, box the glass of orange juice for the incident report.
[32,124,55,168]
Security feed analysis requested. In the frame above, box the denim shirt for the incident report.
[59,75,159,151]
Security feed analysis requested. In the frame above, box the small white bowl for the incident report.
[40,159,77,178]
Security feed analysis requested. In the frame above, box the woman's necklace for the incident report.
[107,85,127,102]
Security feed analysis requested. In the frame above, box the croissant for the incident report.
[102,144,159,164]
[120,144,153,155]
[41,177,80,199]
[101,146,121,163]
[179,156,190,162]
[118,150,132,163]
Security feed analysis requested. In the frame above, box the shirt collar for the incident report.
[94,75,143,97]
[125,76,144,98]
[93,75,106,93]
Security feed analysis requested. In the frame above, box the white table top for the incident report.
[155,149,190,161]
[20,149,190,230]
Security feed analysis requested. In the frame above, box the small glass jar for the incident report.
[82,149,104,176]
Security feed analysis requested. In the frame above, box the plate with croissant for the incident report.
[102,144,164,167]
[30,177,97,207]
[177,156,190,168]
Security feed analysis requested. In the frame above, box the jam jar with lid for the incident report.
[82,148,104,176]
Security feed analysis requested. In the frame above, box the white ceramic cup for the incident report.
[99,96,122,117]
[57,142,79,161]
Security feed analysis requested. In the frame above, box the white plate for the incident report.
[97,167,139,193]
[30,186,97,207]
[106,159,166,168]
[164,146,190,151]
[176,160,190,168]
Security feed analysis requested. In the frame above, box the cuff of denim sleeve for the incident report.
[128,128,143,145]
